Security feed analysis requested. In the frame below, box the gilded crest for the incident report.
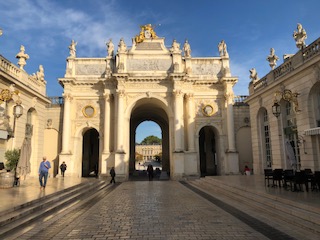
[135,24,157,44]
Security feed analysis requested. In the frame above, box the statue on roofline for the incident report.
[170,39,180,53]
[266,48,279,70]
[117,38,127,53]
[106,39,114,57]
[293,23,307,50]
[218,40,228,57]
[69,40,77,57]
[183,39,191,58]
[16,45,29,70]
[249,68,259,84]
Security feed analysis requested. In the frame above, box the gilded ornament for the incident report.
[134,24,157,44]
[202,104,214,117]
[82,105,96,118]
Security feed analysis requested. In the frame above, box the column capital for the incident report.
[173,89,183,97]
[62,93,73,101]
[224,92,234,104]
[184,93,194,100]
[103,93,113,101]
[116,90,126,98]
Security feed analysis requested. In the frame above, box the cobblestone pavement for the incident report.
[36,181,273,240]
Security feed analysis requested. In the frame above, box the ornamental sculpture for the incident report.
[106,39,114,57]
[249,68,259,84]
[36,65,45,82]
[266,48,279,70]
[183,39,191,58]
[170,39,181,53]
[69,40,77,57]
[134,24,157,44]
[218,40,228,57]
[117,38,127,53]
[293,23,307,50]
[16,45,29,70]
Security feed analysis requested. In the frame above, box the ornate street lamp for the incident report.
[0,88,22,139]
[272,101,281,118]
[11,100,23,138]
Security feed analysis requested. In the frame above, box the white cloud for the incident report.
[0,0,139,56]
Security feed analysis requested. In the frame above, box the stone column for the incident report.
[226,92,236,152]
[61,93,72,154]
[116,90,125,152]
[185,93,195,151]
[173,89,184,152]
[101,93,111,175]
[103,93,111,154]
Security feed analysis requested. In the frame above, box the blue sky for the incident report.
[1,0,320,142]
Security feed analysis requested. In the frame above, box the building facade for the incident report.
[57,25,245,180]
[246,25,320,174]
[0,49,51,177]
[136,144,162,162]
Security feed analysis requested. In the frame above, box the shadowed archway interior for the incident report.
[199,126,217,176]
[130,98,170,177]
[82,128,99,177]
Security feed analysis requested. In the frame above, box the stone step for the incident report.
[188,177,320,235]
[0,180,108,238]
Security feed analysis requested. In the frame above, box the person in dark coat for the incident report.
[110,167,116,184]
[147,164,154,181]
[60,161,67,177]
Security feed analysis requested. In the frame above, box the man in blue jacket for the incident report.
[39,156,51,190]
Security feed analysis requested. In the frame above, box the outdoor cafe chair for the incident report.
[313,171,320,191]
[272,169,284,187]
[264,169,273,187]
[283,169,294,190]
[293,170,308,192]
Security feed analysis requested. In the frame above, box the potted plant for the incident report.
[4,149,20,172]
[0,149,20,188]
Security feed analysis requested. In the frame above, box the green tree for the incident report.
[140,135,162,145]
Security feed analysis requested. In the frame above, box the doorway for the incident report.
[82,128,99,177]
[199,126,217,176]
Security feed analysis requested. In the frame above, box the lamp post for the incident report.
[272,101,281,118]
[11,99,23,138]
[0,88,22,139]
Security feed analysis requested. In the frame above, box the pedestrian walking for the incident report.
[38,156,51,190]
[60,161,67,177]
[110,167,116,184]
[147,164,154,181]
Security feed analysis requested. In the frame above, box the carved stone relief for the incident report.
[76,64,106,75]
[192,63,221,75]
[126,59,172,71]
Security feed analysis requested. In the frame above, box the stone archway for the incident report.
[82,128,99,177]
[129,98,170,178]
[199,126,217,176]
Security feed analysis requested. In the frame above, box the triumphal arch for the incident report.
[58,25,239,180]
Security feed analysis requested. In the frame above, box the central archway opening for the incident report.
[135,121,162,180]
[129,99,170,181]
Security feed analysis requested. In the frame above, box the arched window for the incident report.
[284,102,300,169]
[263,109,272,168]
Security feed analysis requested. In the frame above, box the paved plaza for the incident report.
[1,175,319,239]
